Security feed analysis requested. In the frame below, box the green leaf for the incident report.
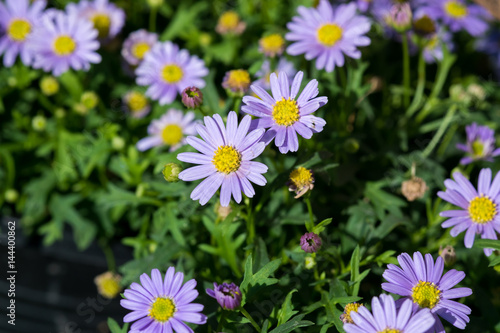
[312,218,333,234]
[277,289,298,326]
[59,71,83,100]
[269,315,313,333]
[241,255,281,305]
[489,255,500,267]
[107,318,128,333]
[349,245,360,296]
[475,239,500,251]
[160,2,208,41]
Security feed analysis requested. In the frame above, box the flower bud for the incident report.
[81,91,99,110]
[387,2,412,32]
[55,108,66,118]
[216,203,232,220]
[305,256,316,269]
[439,245,456,266]
[401,177,427,201]
[146,0,164,8]
[216,11,246,36]
[112,136,125,150]
[32,115,47,131]
[162,163,182,182]
[467,83,485,101]
[413,15,436,37]
[300,232,322,253]
[4,189,19,203]
[181,86,203,109]
[94,272,122,299]
[344,138,360,154]
[206,282,242,310]
[40,76,59,96]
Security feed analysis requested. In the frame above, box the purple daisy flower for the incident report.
[286,1,371,72]
[123,90,151,119]
[242,71,327,154]
[136,109,197,152]
[382,252,473,333]
[177,111,268,207]
[438,168,500,256]
[253,58,297,92]
[0,0,46,67]
[356,0,371,13]
[66,0,125,40]
[476,29,500,79]
[122,29,158,66]
[344,293,436,333]
[206,282,242,310]
[136,41,208,106]
[120,267,207,333]
[27,11,101,76]
[423,0,490,36]
[421,28,453,64]
[456,123,500,165]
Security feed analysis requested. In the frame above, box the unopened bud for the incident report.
[4,189,19,203]
[81,91,99,110]
[94,272,122,299]
[146,0,163,8]
[162,163,182,182]
[305,256,316,269]
[181,86,203,109]
[344,138,360,154]
[55,108,66,118]
[300,232,322,253]
[401,177,427,201]
[439,245,456,266]
[40,76,59,96]
[387,2,412,32]
[467,83,485,101]
[32,115,47,131]
[413,15,436,37]
[216,203,232,220]
[112,136,125,150]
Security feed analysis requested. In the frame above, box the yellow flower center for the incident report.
[426,35,439,50]
[224,69,251,93]
[161,124,183,145]
[471,140,484,157]
[341,303,363,324]
[468,196,497,224]
[412,281,441,309]
[149,297,176,323]
[127,92,148,112]
[273,97,300,126]
[161,64,183,84]
[444,1,467,18]
[91,13,111,38]
[100,278,121,299]
[317,23,343,47]
[7,19,31,42]
[212,145,242,174]
[290,167,313,189]
[379,329,402,333]
[53,35,77,56]
[219,11,239,30]
[131,42,151,60]
[260,34,285,56]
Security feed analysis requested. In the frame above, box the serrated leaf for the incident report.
[269,315,313,333]
[277,289,298,326]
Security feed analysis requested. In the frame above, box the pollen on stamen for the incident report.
[161,124,183,145]
[149,297,176,323]
[161,64,184,84]
[272,97,300,126]
[212,146,242,174]
[468,195,497,224]
[7,19,31,42]
[411,281,441,309]
[317,23,343,47]
[445,1,467,18]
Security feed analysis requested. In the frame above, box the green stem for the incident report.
[149,7,157,32]
[100,240,116,273]
[246,201,255,253]
[240,307,261,331]
[305,197,314,226]
[406,48,426,117]
[216,310,226,332]
[338,66,347,92]
[402,34,410,108]
[422,104,457,159]
[233,97,242,113]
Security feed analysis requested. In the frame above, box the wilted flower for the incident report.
[438,168,500,256]
[162,163,182,182]
[182,86,204,109]
[40,76,59,96]
[340,302,364,324]
[401,176,427,201]
[242,71,327,154]
[121,29,158,66]
[67,0,125,40]
[206,282,242,310]
[136,41,208,105]
[387,2,412,32]
[439,245,456,266]
[259,34,285,58]
[177,111,268,207]
[288,167,314,198]
[120,268,207,331]
[286,1,371,72]
[123,90,151,118]
[136,109,197,152]
[28,11,101,76]
[456,123,500,165]
[216,11,246,36]
[344,294,435,333]
[300,232,322,253]
[94,271,122,299]
[222,69,251,95]
[382,252,472,331]
[0,0,47,67]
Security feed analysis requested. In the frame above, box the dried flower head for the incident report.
[222,69,251,95]
[94,271,122,299]
[439,245,456,266]
[401,177,427,201]
[216,11,246,36]
[288,167,314,198]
